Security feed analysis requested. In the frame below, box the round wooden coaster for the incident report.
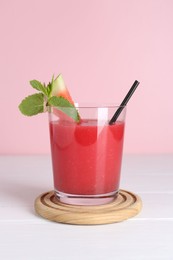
[34,190,142,225]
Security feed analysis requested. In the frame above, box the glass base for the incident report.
[54,190,119,206]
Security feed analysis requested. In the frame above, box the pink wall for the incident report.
[0,0,173,154]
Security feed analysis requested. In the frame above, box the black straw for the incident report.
[109,80,140,125]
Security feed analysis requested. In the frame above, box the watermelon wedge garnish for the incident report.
[50,74,75,105]
[49,74,80,122]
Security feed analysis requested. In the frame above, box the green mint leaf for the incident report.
[30,80,48,96]
[48,96,80,123]
[46,75,55,97]
[47,82,52,97]
[19,93,45,116]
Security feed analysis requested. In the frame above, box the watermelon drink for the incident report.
[49,105,126,205]
[18,73,136,206]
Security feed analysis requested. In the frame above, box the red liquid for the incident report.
[49,119,125,195]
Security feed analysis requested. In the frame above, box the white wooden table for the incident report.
[0,155,173,260]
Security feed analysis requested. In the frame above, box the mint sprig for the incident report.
[18,75,80,122]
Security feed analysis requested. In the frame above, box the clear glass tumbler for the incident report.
[49,105,126,205]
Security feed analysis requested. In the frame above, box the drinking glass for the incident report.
[48,104,126,205]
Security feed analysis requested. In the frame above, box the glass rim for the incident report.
[47,103,126,109]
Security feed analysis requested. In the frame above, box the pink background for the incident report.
[0,0,173,154]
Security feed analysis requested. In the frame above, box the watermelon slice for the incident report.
[50,74,74,104]
[50,74,80,122]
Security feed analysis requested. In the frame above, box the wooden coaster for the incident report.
[34,190,142,225]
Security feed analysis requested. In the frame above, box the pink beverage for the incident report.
[49,106,126,205]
